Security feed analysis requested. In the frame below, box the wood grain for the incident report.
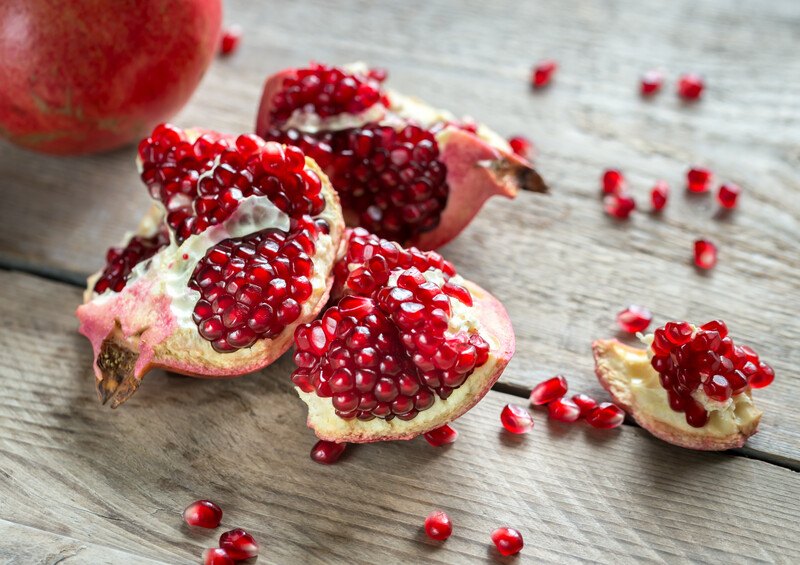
[1,271,798,564]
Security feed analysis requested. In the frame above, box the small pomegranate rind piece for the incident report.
[532,60,557,88]
[311,440,346,464]
[501,404,533,434]
[491,527,524,556]
[694,239,718,270]
[423,424,459,447]
[203,548,234,565]
[616,305,653,334]
[424,510,453,541]
[677,73,704,100]
[547,398,581,423]
[219,528,259,561]
[183,500,223,528]
[529,375,568,405]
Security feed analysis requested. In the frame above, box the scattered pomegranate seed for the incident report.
[694,239,718,270]
[219,528,259,561]
[424,510,453,541]
[586,402,625,429]
[508,135,533,160]
[423,424,459,447]
[531,60,557,88]
[491,527,524,556]
[677,73,704,100]
[500,404,534,434]
[183,500,223,529]
[601,168,625,195]
[530,375,568,405]
[310,440,346,464]
[640,70,663,96]
[651,180,669,211]
[547,397,581,422]
[604,192,636,219]
[202,548,234,565]
[686,167,713,193]
[750,362,775,388]
[571,394,598,417]
[219,25,242,56]
[717,183,741,209]
[616,305,653,334]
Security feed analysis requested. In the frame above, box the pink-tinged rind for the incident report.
[255,69,296,135]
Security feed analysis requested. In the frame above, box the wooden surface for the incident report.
[1,0,799,563]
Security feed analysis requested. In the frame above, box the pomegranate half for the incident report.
[255,62,548,249]
[77,125,344,407]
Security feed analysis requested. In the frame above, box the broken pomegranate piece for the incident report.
[290,229,515,443]
[593,320,770,450]
[256,62,547,249]
[77,125,345,407]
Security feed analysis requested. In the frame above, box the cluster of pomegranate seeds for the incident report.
[270,63,387,125]
[500,404,534,434]
[649,320,775,427]
[310,439,346,464]
[93,229,169,294]
[640,70,664,96]
[424,510,453,541]
[529,375,568,405]
[617,305,653,334]
[183,499,223,529]
[203,548,234,565]
[219,25,242,56]
[508,135,533,160]
[219,528,260,560]
[677,73,704,100]
[686,166,713,193]
[650,180,670,211]
[585,402,626,429]
[188,225,318,352]
[717,183,741,209]
[529,376,624,429]
[531,60,557,88]
[423,423,459,446]
[491,527,524,556]
[693,239,718,270]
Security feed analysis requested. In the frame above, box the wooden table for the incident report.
[2,1,799,563]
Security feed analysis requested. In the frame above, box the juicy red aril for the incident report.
[547,398,581,422]
[491,527,524,556]
[508,135,533,160]
[203,548,234,565]
[694,239,718,270]
[532,60,557,88]
[219,528,259,561]
[601,169,625,195]
[703,374,732,401]
[424,510,453,541]
[93,229,169,294]
[604,192,636,219]
[530,375,568,405]
[423,424,458,447]
[717,183,741,209]
[219,26,242,56]
[501,404,533,434]
[640,70,663,96]
[686,167,712,193]
[677,73,704,100]
[617,305,653,333]
[183,500,223,528]
[750,362,775,388]
[651,180,669,211]
[571,394,598,417]
[700,319,728,338]
[586,402,625,429]
[311,440,346,464]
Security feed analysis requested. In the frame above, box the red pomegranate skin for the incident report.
[0,0,222,155]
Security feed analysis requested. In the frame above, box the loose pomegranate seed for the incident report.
[219,529,259,561]
[183,500,223,528]
[586,402,625,429]
[93,229,169,294]
[617,305,653,334]
[717,183,741,209]
[686,167,713,193]
[601,169,625,195]
[219,25,242,56]
[547,397,581,422]
[202,548,234,565]
[677,73,704,100]
[531,60,557,88]
[500,404,533,434]
[571,394,598,417]
[529,375,568,405]
[694,239,718,270]
[508,135,533,160]
[640,70,663,96]
[424,510,453,541]
[311,440,346,464]
[750,362,775,388]
[423,424,459,447]
[604,192,636,219]
[650,180,669,211]
[491,527,524,556]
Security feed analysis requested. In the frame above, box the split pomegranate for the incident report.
[77,125,345,407]
[423,424,459,447]
[571,394,598,417]
[219,25,242,56]
[677,73,704,100]
[604,192,636,219]
[651,180,669,211]
[640,70,663,96]
[291,229,515,443]
[601,169,625,195]
[717,183,741,209]
[532,60,557,88]
[548,397,581,422]
[183,500,223,528]
[687,167,713,193]
[219,528,259,561]
[256,62,547,249]
[491,527,524,556]
[310,440,346,464]
[202,548,234,565]
[529,375,568,405]
[424,510,453,541]
[586,402,625,429]
[617,305,653,334]
[501,404,533,434]
[694,239,718,270]
[593,319,771,449]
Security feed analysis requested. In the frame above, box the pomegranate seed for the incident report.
[311,440,346,464]
[423,424,458,447]
[601,169,625,195]
[219,528,259,561]
[94,230,169,294]
[640,70,663,96]
[219,26,242,56]
[686,167,713,193]
[694,239,718,270]
[183,500,223,529]
[604,192,636,219]
[717,183,741,209]
[703,374,732,402]
[547,397,581,422]
[650,180,669,211]
[202,548,234,565]
[508,135,533,160]
[531,60,557,88]
[491,527,524,556]
[616,305,653,334]
[500,404,533,434]
[677,73,704,100]
[749,362,775,388]
[529,375,568,405]
[586,402,625,429]
[571,394,598,417]
[424,510,453,541]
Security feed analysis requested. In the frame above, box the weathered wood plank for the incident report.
[1,271,799,564]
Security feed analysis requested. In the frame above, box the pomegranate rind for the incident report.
[297,279,515,443]
[592,339,761,451]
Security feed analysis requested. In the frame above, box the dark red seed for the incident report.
[640,70,663,96]
[604,192,636,219]
[687,167,713,193]
[500,404,533,434]
[601,169,625,195]
[717,183,741,209]
[703,374,732,402]
[423,424,458,447]
[220,26,242,56]
[491,527,524,556]
[311,440,346,464]
[571,394,598,418]
[547,398,581,422]
[586,402,625,429]
[651,180,669,211]
[203,548,234,565]
[508,136,533,160]
[219,528,259,561]
[617,305,653,333]
[424,510,453,541]
[183,500,223,529]
[749,362,775,388]
[529,375,568,405]
[532,60,557,88]
[677,73,704,100]
[694,239,718,270]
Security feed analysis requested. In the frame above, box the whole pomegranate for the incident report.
[0,0,221,155]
